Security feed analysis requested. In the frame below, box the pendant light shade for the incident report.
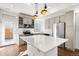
[41,3,48,15]
[32,3,48,20]
[41,9,48,15]
[32,15,38,20]
[32,3,38,20]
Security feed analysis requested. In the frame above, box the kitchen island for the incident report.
[20,35,68,56]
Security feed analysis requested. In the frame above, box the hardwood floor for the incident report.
[0,44,79,56]
[19,44,27,52]
[0,44,19,56]
[0,44,27,56]
[58,47,79,56]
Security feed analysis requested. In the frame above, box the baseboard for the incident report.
[0,44,16,48]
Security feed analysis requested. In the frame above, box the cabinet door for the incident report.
[65,26,74,50]
[19,17,23,24]
[19,17,23,28]
[63,11,75,50]
[64,12,73,27]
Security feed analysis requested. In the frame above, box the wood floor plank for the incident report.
[58,47,79,56]
[0,44,19,56]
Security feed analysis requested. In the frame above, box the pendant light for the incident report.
[32,3,38,20]
[41,3,48,15]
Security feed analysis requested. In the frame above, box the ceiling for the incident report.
[0,3,78,17]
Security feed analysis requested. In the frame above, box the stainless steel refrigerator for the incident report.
[52,22,65,48]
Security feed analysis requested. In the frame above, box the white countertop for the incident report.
[20,35,68,53]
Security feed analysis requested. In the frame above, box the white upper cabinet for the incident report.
[19,13,34,28]
[64,11,74,27]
